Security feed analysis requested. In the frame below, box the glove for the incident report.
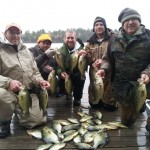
[45,49,56,58]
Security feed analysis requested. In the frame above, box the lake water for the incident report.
[25,43,63,49]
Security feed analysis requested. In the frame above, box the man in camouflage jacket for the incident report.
[97,8,150,130]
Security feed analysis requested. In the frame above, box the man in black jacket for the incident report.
[29,34,56,80]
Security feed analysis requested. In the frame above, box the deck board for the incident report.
[0,75,150,150]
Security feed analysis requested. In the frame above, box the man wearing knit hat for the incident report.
[96,8,150,133]
[83,16,117,111]
[29,34,57,80]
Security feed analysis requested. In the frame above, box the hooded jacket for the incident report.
[0,40,43,89]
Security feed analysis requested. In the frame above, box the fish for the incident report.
[62,124,80,132]
[53,120,71,126]
[132,79,147,114]
[47,70,58,95]
[78,126,88,136]
[80,115,93,123]
[73,134,82,143]
[78,53,88,80]
[75,143,93,149]
[18,85,32,117]
[93,131,109,149]
[27,129,42,140]
[38,87,48,116]
[68,118,79,124]
[62,131,78,142]
[77,111,88,117]
[63,130,77,137]
[55,51,65,71]
[49,143,66,150]
[70,51,79,71]
[92,75,104,104]
[93,111,102,120]
[65,75,73,95]
[42,126,59,144]
[52,122,62,134]
[83,131,97,143]
[94,119,102,125]
[107,121,128,128]
[36,144,52,150]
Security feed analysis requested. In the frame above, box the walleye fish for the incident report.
[78,53,88,80]
[132,79,147,114]
[65,75,73,95]
[18,85,32,117]
[48,70,58,95]
[55,51,65,71]
[70,51,79,71]
[38,87,48,116]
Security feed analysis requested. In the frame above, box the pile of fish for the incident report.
[27,111,128,150]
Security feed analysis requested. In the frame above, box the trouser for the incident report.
[71,75,85,100]
[119,103,137,126]
[0,88,47,129]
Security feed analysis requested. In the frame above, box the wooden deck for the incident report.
[0,74,150,150]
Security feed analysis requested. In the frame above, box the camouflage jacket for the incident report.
[85,31,111,66]
[101,25,150,105]
[0,43,43,89]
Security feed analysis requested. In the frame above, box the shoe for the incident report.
[103,103,117,112]
[66,95,72,100]
[0,120,11,138]
[73,99,81,106]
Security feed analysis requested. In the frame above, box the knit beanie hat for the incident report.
[93,16,107,32]
[37,34,52,43]
[118,8,141,24]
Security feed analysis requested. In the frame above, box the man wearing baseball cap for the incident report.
[0,23,50,138]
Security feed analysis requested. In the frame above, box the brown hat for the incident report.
[5,23,22,32]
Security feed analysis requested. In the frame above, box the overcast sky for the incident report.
[0,0,149,33]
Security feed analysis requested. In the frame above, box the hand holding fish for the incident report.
[140,73,150,84]
[95,69,105,78]
[39,80,50,89]
[9,80,22,92]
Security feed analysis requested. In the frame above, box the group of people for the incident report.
[0,7,150,139]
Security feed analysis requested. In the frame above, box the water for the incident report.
[25,43,63,49]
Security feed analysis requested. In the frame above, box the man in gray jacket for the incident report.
[0,23,50,138]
